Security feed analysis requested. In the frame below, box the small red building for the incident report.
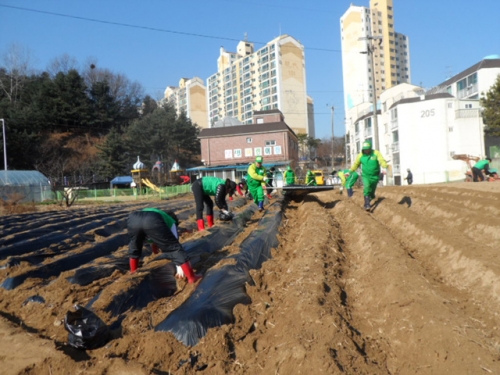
[189,110,299,182]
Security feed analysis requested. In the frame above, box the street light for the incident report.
[330,106,335,169]
[359,35,382,150]
[0,119,6,170]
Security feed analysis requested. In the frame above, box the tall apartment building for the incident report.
[206,34,312,136]
[340,0,411,116]
[164,77,208,128]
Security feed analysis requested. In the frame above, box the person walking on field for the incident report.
[265,167,275,199]
[247,156,268,211]
[404,168,413,185]
[283,165,296,185]
[338,169,359,197]
[191,176,240,231]
[349,141,388,211]
[127,208,201,283]
[472,157,492,182]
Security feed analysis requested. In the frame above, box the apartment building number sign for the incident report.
[245,148,253,157]
[264,147,272,156]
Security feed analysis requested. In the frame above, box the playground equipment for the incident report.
[452,154,499,182]
[151,159,190,186]
[141,178,160,192]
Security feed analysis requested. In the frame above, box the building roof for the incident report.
[427,58,500,94]
[110,176,133,185]
[355,109,382,124]
[0,170,50,187]
[389,93,454,110]
[186,160,292,172]
[253,109,283,115]
[199,122,297,139]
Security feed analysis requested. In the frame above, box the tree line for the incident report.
[0,47,201,186]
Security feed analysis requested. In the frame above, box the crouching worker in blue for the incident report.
[127,208,201,283]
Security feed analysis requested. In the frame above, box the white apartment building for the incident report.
[164,77,208,128]
[346,84,484,185]
[346,56,500,185]
[206,35,312,136]
[340,0,411,116]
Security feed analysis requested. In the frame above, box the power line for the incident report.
[0,4,342,53]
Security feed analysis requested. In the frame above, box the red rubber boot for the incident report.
[151,243,160,254]
[129,258,139,273]
[197,219,205,231]
[207,215,214,228]
[180,261,202,283]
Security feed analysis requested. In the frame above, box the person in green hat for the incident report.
[349,141,388,210]
[247,156,267,211]
[338,169,359,197]
[283,165,296,185]
[306,169,317,186]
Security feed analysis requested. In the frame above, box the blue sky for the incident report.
[1,0,499,139]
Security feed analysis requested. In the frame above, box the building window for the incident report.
[265,140,276,146]
[246,137,252,143]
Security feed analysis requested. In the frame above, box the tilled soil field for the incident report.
[1,182,500,375]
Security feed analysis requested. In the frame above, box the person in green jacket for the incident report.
[338,169,359,197]
[306,170,317,186]
[472,157,492,182]
[350,141,388,210]
[247,156,267,211]
[191,176,239,231]
[127,208,201,283]
[283,165,296,185]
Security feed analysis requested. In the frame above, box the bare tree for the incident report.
[0,43,37,104]
[46,53,79,77]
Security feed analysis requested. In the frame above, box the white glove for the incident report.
[175,265,184,279]
[263,177,268,182]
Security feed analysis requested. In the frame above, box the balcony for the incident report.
[457,83,478,99]
[455,109,480,119]
[393,164,400,174]
[364,128,373,137]
[392,142,399,153]
[391,118,398,130]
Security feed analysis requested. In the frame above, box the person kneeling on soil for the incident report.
[472,157,492,182]
[338,169,359,197]
[127,208,201,283]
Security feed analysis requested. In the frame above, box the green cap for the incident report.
[256,156,263,163]
[362,141,372,150]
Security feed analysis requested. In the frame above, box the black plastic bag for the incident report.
[64,305,110,350]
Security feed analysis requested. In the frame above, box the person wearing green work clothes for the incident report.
[283,165,296,185]
[306,170,317,186]
[338,169,359,197]
[472,157,492,182]
[350,141,388,211]
[191,176,238,231]
[127,208,201,283]
[247,156,267,211]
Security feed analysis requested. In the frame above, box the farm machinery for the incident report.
[452,154,499,182]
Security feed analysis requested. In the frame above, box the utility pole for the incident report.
[359,35,382,150]
[331,106,335,169]
[0,119,6,170]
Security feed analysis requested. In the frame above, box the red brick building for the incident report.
[188,110,299,182]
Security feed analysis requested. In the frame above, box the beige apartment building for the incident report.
[206,34,312,136]
[164,77,208,128]
[340,0,411,115]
